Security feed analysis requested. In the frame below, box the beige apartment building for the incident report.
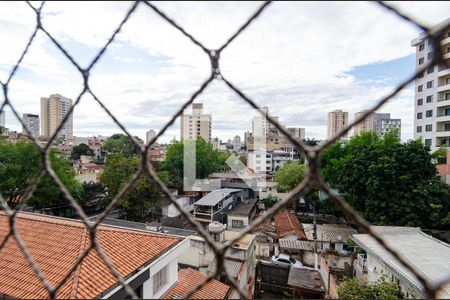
[40,94,73,140]
[353,111,401,139]
[180,103,211,142]
[327,109,348,139]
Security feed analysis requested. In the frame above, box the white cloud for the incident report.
[1,1,449,143]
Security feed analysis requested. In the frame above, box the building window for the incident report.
[425,139,432,147]
[427,52,433,60]
[425,124,432,131]
[427,66,434,74]
[418,85,423,92]
[330,243,335,250]
[417,98,423,106]
[153,266,168,295]
[419,43,425,51]
[232,219,244,228]
[417,112,423,119]
[426,95,433,103]
[426,81,433,88]
[417,126,422,133]
[417,72,424,79]
[418,57,424,65]
[426,110,433,117]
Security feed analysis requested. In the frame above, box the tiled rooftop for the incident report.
[0,212,180,299]
[275,210,307,240]
[164,268,230,299]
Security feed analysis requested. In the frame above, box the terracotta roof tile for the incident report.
[275,210,307,239]
[164,268,229,299]
[0,212,180,299]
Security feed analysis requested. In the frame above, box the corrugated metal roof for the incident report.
[206,258,244,278]
[194,188,241,206]
[279,239,313,251]
[303,224,357,242]
[352,226,450,298]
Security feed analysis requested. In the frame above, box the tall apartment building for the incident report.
[327,109,348,139]
[180,103,211,142]
[22,113,40,137]
[0,111,4,128]
[146,129,156,145]
[353,111,401,139]
[412,18,450,151]
[40,94,73,140]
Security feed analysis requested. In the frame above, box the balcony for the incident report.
[438,82,450,93]
[438,68,450,78]
[441,36,450,46]
[436,128,450,137]
[437,98,450,106]
[436,114,450,122]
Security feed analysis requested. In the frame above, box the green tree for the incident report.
[321,131,450,229]
[80,182,106,207]
[274,161,306,193]
[263,194,278,208]
[0,140,82,209]
[303,138,319,146]
[71,143,94,160]
[100,153,165,221]
[103,133,143,157]
[161,137,224,191]
[338,277,402,300]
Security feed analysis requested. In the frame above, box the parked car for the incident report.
[271,253,303,268]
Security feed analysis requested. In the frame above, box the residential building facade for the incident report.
[412,18,450,150]
[40,94,73,140]
[22,113,40,137]
[353,111,401,139]
[327,109,348,139]
[180,103,211,142]
[146,129,156,145]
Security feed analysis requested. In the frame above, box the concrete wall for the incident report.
[178,236,215,268]
[365,254,422,299]
[227,215,249,230]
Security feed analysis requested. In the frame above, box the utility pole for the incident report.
[313,199,318,270]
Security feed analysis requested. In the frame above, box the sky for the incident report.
[0,1,449,143]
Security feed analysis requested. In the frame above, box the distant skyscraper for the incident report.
[22,114,40,137]
[233,135,241,151]
[180,103,211,142]
[412,18,450,150]
[327,109,348,139]
[0,111,4,128]
[354,111,401,139]
[146,130,156,145]
[40,94,73,140]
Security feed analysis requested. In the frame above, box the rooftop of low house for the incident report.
[224,230,255,251]
[302,223,357,243]
[228,199,258,216]
[352,226,450,298]
[164,268,229,299]
[194,188,241,207]
[287,268,325,293]
[0,212,181,299]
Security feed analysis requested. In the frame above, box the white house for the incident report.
[352,226,450,299]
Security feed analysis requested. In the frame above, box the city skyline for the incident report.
[0,2,449,143]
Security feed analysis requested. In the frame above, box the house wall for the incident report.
[75,172,97,183]
[142,259,178,299]
[178,236,215,268]
[227,214,249,230]
[365,254,422,299]
[167,196,194,218]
